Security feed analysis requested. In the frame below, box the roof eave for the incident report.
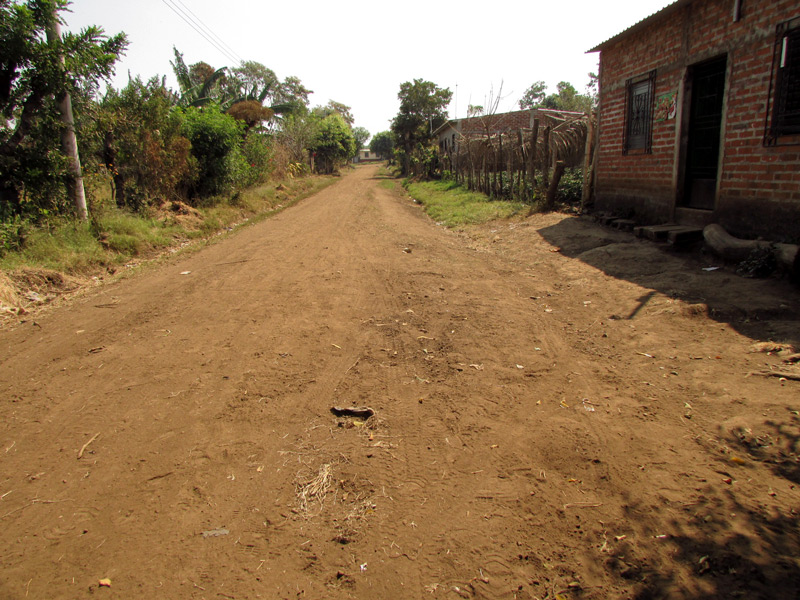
[586,0,693,53]
[432,120,459,137]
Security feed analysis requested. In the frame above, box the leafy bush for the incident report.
[236,132,274,188]
[181,104,244,199]
[557,167,584,206]
[0,216,27,256]
[1,111,72,218]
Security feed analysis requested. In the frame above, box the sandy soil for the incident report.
[1,164,799,600]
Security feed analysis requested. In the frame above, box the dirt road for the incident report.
[2,164,800,599]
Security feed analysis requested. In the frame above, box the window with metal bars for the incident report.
[766,17,800,145]
[624,70,656,154]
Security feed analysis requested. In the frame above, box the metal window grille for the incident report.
[624,70,656,154]
[766,18,800,145]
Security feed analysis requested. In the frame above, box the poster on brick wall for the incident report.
[654,91,678,122]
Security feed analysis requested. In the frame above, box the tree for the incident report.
[586,72,598,110]
[311,114,355,174]
[47,16,88,220]
[225,61,277,104]
[277,75,312,112]
[93,76,192,209]
[227,99,273,132]
[276,113,319,165]
[0,0,127,218]
[352,126,370,152]
[224,61,308,127]
[519,81,546,109]
[390,79,452,175]
[170,47,227,108]
[313,100,354,127]
[519,80,593,113]
[369,131,393,160]
[544,81,592,112]
[188,61,217,89]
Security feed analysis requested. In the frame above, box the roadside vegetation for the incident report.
[0,175,335,275]
[0,0,370,310]
[403,179,526,227]
[376,165,580,230]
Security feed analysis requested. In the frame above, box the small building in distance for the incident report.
[589,0,800,241]
[353,149,382,163]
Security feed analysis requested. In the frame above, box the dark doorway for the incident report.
[682,55,727,210]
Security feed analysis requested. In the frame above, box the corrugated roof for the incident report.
[587,0,694,52]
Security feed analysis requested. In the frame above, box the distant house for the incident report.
[353,149,382,163]
[589,0,800,241]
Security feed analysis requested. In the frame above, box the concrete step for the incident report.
[611,219,636,231]
[667,227,704,246]
[635,224,683,242]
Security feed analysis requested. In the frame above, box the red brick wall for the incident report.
[595,0,800,240]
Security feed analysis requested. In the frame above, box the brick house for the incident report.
[589,0,800,242]
[435,109,539,154]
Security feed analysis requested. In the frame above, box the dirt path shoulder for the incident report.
[1,164,799,599]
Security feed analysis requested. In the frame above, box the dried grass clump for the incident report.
[296,462,333,515]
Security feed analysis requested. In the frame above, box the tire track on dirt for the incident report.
[3,165,800,599]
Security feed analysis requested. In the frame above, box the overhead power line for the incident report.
[161,0,243,66]
[171,0,244,63]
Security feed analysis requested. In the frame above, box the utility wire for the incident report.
[171,0,244,64]
[161,0,242,66]
[162,0,238,64]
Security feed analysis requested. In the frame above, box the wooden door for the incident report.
[683,56,727,210]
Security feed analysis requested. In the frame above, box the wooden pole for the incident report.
[529,119,540,200]
[544,160,566,210]
[581,114,595,212]
[518,129,526,198]
[542,126,551,191]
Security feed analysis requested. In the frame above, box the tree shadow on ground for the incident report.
[536,216,800,348]
[726,407,800,485]
[604,491,800,600]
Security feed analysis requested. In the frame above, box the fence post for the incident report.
[581,113,596,212]
[544,160,566,210]
[542,126,551,191]
[529,119,540,200]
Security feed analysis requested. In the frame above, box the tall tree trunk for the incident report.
[47,18,88,221]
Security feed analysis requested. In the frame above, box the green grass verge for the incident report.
[404,179,526,228]
[1,220,107,273]
[0,175,337,275]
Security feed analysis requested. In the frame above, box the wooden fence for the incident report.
[439,109,596,209]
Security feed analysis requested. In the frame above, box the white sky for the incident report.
[63,0,675,140]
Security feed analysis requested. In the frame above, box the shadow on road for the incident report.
[606,490,800,600]
[536,215,800,348]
